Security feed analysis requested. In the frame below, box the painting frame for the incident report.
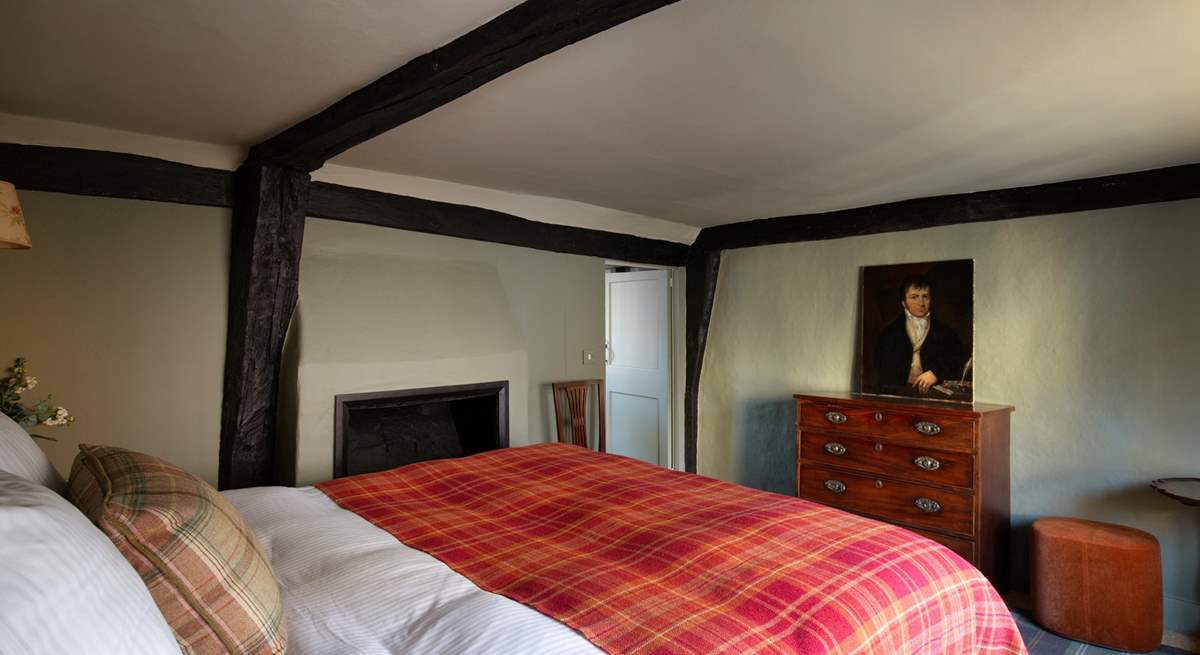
[859,259,974,402]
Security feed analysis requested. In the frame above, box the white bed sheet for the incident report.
[223,485,602,655]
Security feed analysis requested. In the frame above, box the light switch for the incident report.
[582,349,596,364]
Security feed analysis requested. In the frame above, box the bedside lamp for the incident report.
[0,181,31,249]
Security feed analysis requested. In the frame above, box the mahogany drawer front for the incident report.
[908,527,976,563]
[798,401,975,451]
[799,431,974,489]
[799,465,974,536]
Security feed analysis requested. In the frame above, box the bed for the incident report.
[0,413,1027,654]
[226,443,1026,654]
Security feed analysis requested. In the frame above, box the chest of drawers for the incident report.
[795,392,1013,591]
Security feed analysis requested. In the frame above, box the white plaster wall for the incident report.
[698,199,1200,633]
[284,217,605,485]
[0,192,229,485]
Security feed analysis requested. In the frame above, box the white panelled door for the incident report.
[604,270,670,466]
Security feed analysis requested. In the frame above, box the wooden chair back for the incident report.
[551,379,605,452]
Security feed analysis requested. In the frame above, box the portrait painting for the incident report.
[859,259,974,402]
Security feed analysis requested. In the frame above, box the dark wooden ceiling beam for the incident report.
[0,142,233,207]
[680,161,1200,479]
[695,162,1200,251]
[0,143,686,265]
[249,0,681,171]
[308,181,688,266]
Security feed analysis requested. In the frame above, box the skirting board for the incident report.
[1164,597,1200,651]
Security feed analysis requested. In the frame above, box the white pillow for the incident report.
[0,413,66,494]
[0,470,180,655]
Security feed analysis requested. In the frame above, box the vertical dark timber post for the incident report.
[218,164,310,489]
[684,246,720,473]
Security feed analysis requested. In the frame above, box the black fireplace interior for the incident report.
[334,381,509,478]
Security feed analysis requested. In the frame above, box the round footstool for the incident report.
[1031,517,1162,652]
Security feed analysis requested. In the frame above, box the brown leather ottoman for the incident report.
[1031,517,1162,652]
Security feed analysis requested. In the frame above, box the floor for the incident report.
[1013,612,1198,655]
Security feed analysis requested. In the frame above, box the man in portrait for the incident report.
[874,276,966,397]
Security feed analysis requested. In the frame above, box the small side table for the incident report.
[1151,478,1200,506]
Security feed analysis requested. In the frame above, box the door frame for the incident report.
[604,260,686,470]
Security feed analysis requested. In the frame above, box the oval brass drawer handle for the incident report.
[824,479,847,494]
[824,442,847,456]
[913,456,941,471]
[914,497,942,513]
[825,411,847,425]
[914,420,942,436]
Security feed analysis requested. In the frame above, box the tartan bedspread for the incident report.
[315,443,1026,655]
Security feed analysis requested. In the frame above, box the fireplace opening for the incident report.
[333,381,509,478]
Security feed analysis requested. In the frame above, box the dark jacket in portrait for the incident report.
[874,316,966,396]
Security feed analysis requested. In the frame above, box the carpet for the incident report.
[1013,612,1196,655]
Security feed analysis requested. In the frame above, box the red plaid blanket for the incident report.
[316,443,1026,654]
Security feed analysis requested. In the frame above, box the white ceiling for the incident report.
[4,1,1200,229]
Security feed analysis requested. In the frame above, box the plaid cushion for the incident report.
[68,445,286,655]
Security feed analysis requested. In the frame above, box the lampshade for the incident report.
[0,181,31,249]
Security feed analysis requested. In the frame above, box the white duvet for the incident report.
[223,486,602,655]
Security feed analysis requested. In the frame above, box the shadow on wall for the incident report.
[541,383,556,438]
[1009,480,1188,594]
[276,305,302,487]
[1079,481,1200,622]
[849,267,864,392]
[732,397,797,495]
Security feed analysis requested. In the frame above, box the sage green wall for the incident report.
[281,217,605,486]
[698,198,1200,633]
[0,191,230,485]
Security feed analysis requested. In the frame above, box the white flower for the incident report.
[25,377,37,390]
